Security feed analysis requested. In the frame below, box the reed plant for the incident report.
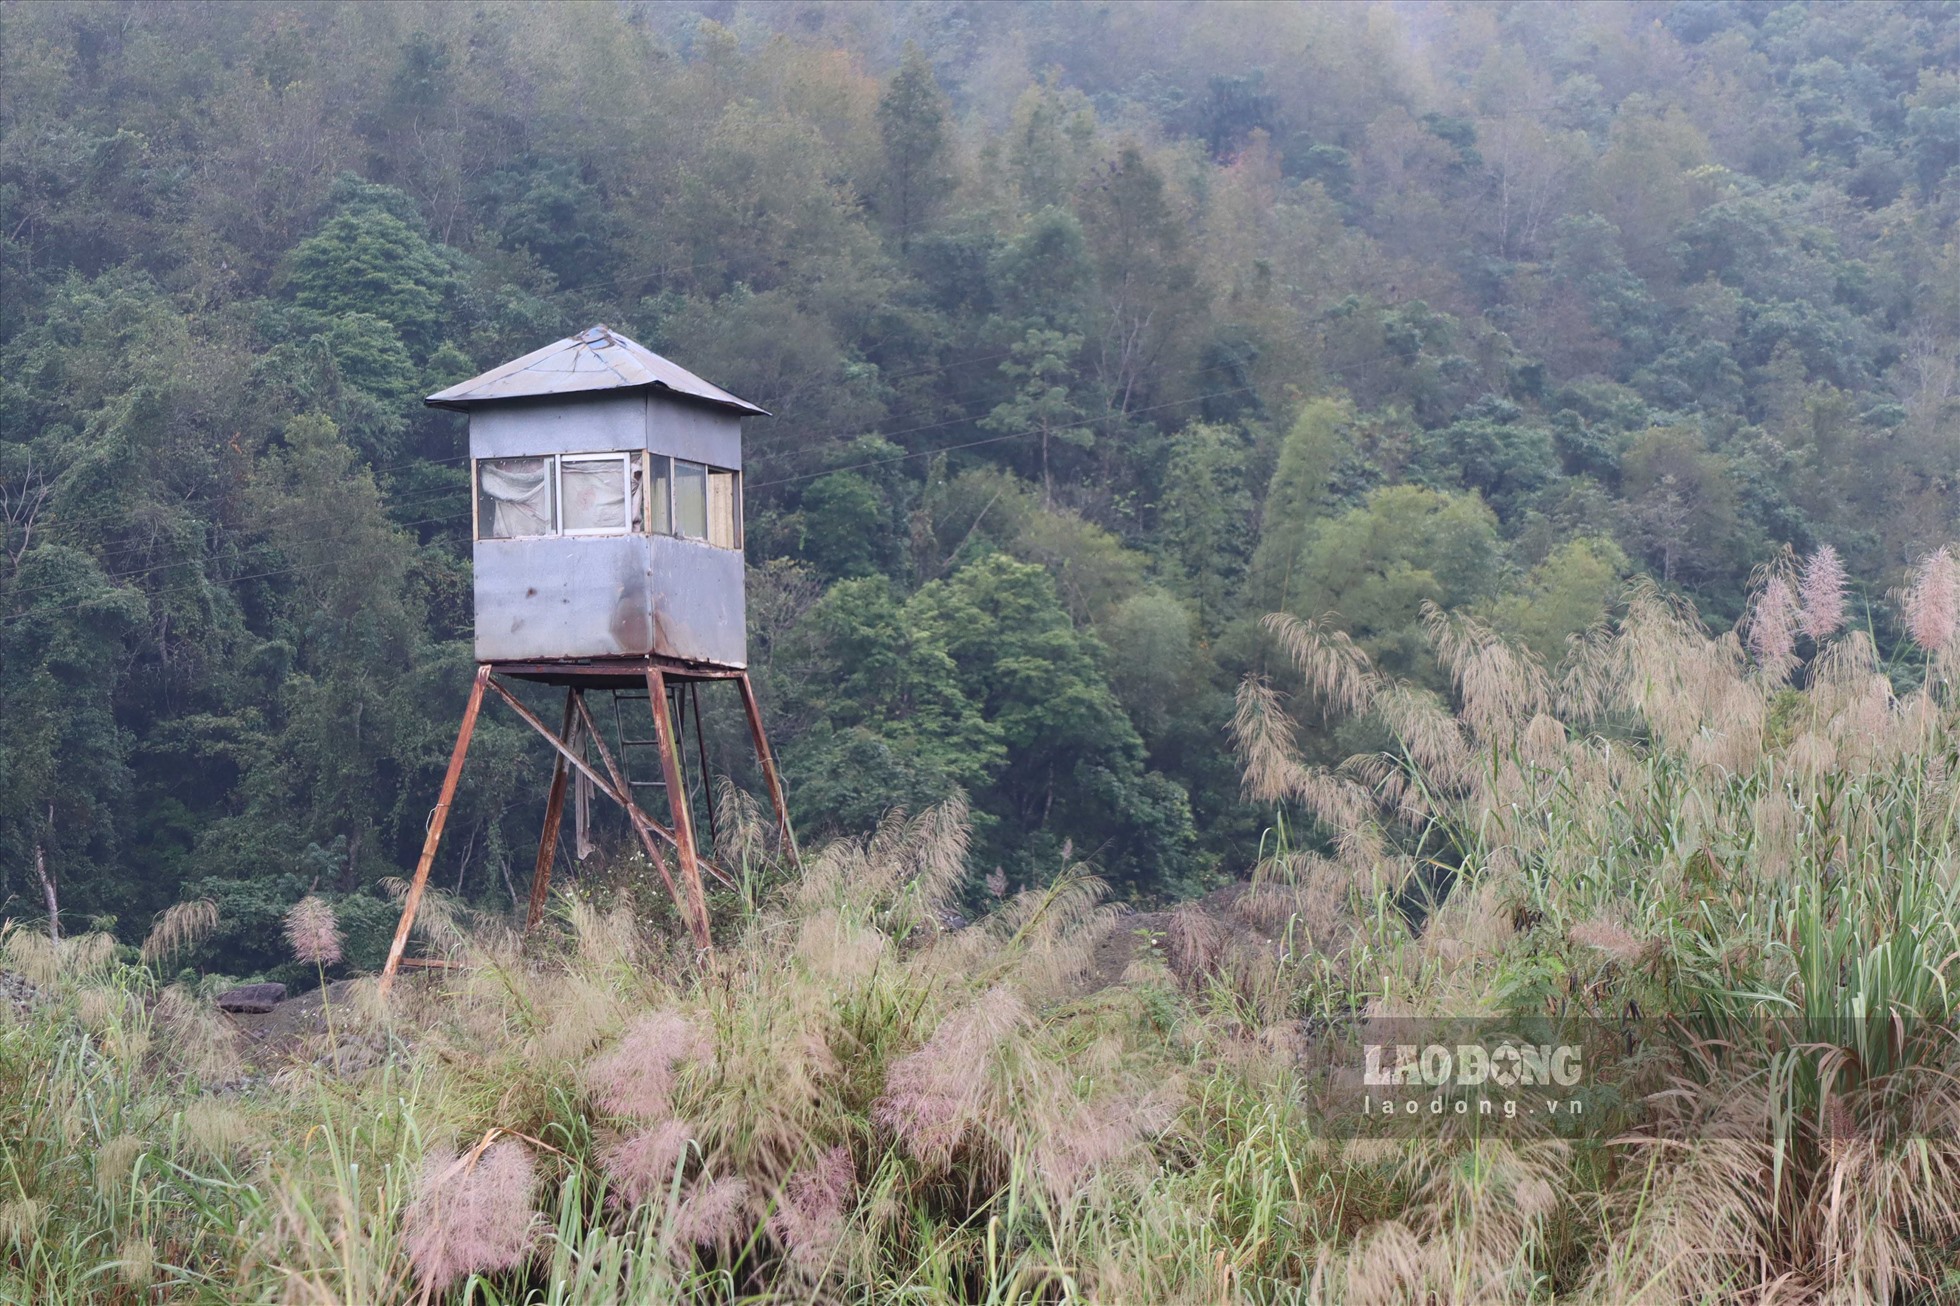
[3,549,1956,1302]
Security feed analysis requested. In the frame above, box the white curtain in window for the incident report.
[479,457,554,538]
[563,457,627,531]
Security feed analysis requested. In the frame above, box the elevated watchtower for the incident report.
[380,328,795,988]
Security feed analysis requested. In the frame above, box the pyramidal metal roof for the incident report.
[425,325,769,416]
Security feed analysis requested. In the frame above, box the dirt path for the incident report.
[221,979,383,1075]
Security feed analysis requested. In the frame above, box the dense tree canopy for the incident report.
[1,1,1955,976]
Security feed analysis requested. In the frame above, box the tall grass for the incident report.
[3,553,1957,1302]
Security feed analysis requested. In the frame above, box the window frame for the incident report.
[473,454,560,541]
[708,466,743,550]
[646,453,671,535]
[556,451,635,537]
[472,450,740,549]
[672,458,709,542]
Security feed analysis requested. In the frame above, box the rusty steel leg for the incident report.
[736,671,799,868]
[648,666,713,953]
[524,688,578,932]
[380,665,489,996]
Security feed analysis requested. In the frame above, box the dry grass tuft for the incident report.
[3,929,116,988]
[181,1099,256,1159]
[1798,544,1848,641]
[1164,904,1227,986]
[139,899,217,966]
[1568,918,1652,966]
[116,1235,155,1291]
[0,1199,45,1248]
[1901,544,1958,655]
[94,1135,144,1199]
[768,1144,855,1271]
[282,895,342,967]
[673,1174,750,1250]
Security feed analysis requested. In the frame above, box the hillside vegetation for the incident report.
[3,5,1960,1298]
[3,562,1958,1301]
[2,2,1957,966]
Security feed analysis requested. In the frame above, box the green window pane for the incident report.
[648,456,671,533]
[675,460,708,540]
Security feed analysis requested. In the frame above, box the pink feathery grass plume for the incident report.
[768,1145,855,1269]
[1036,1099,1149,1200]
[282,895,342,967]
[587,1011,712,1120]
[402,1138,540,1292]
[598,1119,692,1207]
[1746,576,1799,669]
[872,987,1025,1168]
[673,1175,750,1249]
[1797,545,1848,641]
[1904,546,1958,654]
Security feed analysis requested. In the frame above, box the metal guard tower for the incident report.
[380,326,795,990]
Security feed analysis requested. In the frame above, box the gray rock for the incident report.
[0,970,40,1013]
[215,982,286,1014]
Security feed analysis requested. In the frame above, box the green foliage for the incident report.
[1620,425,1747,590]
[1290,486,1504,678]
[1482,536,1630,664]
[1099,589,1198,736]
[283,191,457,353]
[978,328,1086,498]
[0,546,145,930]
[1,0,1955,965]
[796,472,893,581]
[474,157,617,284]
[1156,423,1251,622]
[794,575,1005,799]
[1410,397,1560,524]
[875,45,953,250]
[788,556,1200,894]
[1247,398,1353,613]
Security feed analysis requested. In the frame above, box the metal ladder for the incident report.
[609,688,668,799]
[608,685,720,846]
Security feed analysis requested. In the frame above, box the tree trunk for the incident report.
[34,829,58,942]
[340,825,363,892]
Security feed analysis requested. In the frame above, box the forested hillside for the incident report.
[3,0,1956,974]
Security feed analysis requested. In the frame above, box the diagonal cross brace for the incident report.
[563,689,736,894]
[485,676,727,950]
[566,689,683,907]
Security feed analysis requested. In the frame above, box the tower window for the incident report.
[475,453,737,548]
[708,467,741,549]
[674,459,709,540]
[560,453,632,534]
[476,456,556,538]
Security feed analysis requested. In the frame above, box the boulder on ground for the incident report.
[215,982,286,1014]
